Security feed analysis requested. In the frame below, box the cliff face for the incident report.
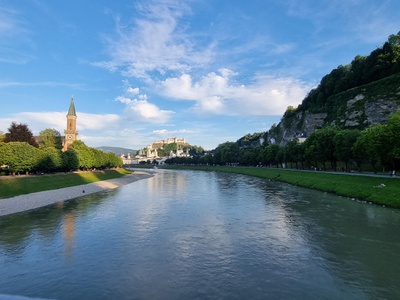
[268,73,400,145]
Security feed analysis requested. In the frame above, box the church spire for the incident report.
[63,97,78,152]
[67,97,76,116]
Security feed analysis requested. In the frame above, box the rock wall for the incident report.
[270,93,399,146]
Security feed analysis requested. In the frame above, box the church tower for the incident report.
[63,97,78,151]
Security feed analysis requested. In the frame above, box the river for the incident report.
[0,169,399,299]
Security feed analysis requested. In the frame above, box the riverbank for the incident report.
[0,170,154,217]
[165,166,400,208]
[0,169,133,199]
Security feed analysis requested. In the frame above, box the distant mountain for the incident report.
[97,146,137,155]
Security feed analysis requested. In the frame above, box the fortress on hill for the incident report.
[152,137,186,148]
[121,137,190,165]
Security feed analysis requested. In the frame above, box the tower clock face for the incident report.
[67,135,73,140]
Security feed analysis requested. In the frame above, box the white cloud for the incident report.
[0,111,121,136]
[79,127,147,149]
[78,112,121,130]
[94,0,213,79]
[116,96,174,124]
[160,70,312,116]
[126,87,139,96]
[153,128,195,135]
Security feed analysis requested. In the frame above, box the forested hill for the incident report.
[266,31,400,145]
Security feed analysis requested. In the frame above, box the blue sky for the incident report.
[1,0,399,150]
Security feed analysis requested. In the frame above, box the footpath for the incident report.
[0,171,154,217]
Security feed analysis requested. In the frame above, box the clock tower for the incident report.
[63,97,78,151]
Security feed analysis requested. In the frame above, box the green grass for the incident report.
[165,166,400,208]
[0,168,132,199]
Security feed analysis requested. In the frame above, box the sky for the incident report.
[1,0,399,151]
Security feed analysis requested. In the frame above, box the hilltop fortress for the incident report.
[121,137,190,165]
[145,138,188,158]
[152,137,187,149]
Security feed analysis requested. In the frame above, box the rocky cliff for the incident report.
[267,73,400,145]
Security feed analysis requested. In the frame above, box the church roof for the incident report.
[67,97,77,116]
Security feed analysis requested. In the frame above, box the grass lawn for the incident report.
[165,166,400,208]
[0,168,132,199]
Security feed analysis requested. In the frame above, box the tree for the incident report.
[4,122,38,147]
[0,131,4,142]
[353,124,388,173]
[38,128,62,149]
[0,142,40,175]
[38,147,63,172]
[188,145,205,156]
[284,139,300,168]
[276,146,286,168]
[69,140,95,170]
[333,129,360,171]
[61,150,79,171]
[262,144,280,167]
[304,127,338,170]
[214,142,240,165]
[105,152,122,168]
[66,140,122,170]
[385,110,400,169]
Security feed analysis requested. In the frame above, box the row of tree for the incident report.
[0,123,122,175]
[166,111,400,173]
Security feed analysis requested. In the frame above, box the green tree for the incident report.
[214,142,240,165]
[38,147,63,172]
[353,124,388,173]
[188,145,205,156]
[385,110,400,169]
[284,139,300,168]
[333,129,360,171]
[106,152,123,168]
[69,140,95,170]
[203,153,213,165]
[4,122,38,147]
[276,146,286,168]
[0,142,40,175]
[65,141,122,170]
[38,128,63,149]
[304,127,338,170]
[262,144,280,167]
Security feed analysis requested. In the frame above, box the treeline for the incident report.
[0,123,122,175]
[166,110,400,173]
[296,32,400,112]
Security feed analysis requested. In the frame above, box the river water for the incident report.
[0,169,399,299]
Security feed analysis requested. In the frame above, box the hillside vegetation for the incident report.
[268,31,400,144]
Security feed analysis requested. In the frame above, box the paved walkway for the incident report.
[0,171,154,217]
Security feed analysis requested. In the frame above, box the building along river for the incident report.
[0,169,399,299]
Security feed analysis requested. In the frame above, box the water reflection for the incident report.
[0,190,117,257]
[0,170,399,299]
[63,211,76,259]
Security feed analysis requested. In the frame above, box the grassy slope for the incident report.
[165,166,400,208]
[0,168,132,199]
